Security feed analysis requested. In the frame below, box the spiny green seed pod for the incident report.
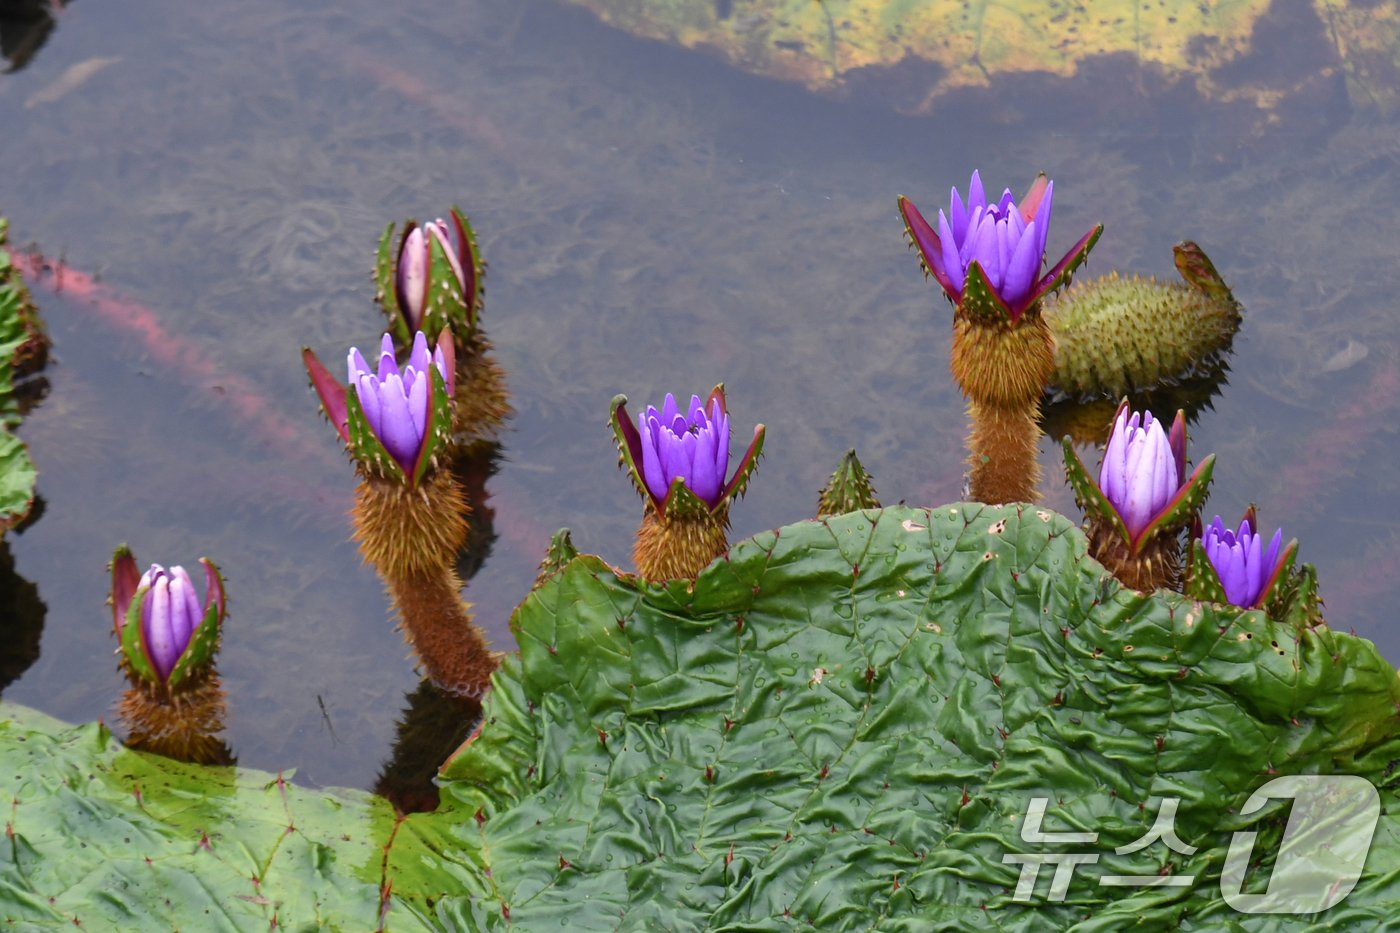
[817,449,881,518]
[1044,241,1242,399]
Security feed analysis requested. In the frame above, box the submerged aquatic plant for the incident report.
[109,545,230,764]
[1064,400,1214,591]
[612,387,763,581]
[899,172,1102,504]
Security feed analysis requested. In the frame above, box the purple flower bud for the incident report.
[347,331,449,473]
[638,392,731,507]
[1201,516,1286,608]
[1098,406,1180,538]
[133,564,206,681]
[395,219,468,332]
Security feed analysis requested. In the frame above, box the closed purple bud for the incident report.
[1098,407,1181,538]
[135,564,198,680]
[396,227,428,331]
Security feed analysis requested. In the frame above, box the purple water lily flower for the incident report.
[639,393,731,508]
[396,217,469,331]
[112,549,226,685]
[899,171,1099,320]
[347,331,450,472]
[1099,405,1184,539]
[1201,515,1285,609]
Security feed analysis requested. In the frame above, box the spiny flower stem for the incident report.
[950,315,1055,504]
[387,568,497,697]
[450,332,512,450]
[966,399,1043,507]
[633,507,729,583]
[118,670,232,765]
[1087,517,1182,592]
[353,470,497,695]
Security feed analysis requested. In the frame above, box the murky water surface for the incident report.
[2,0,1398,790]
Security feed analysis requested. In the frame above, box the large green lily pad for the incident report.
[6,505,1400,929]
[556,0,1400,116]
[0,217,43,534]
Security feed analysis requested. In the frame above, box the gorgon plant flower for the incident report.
[304,328,495,696]
[1183,506,1323,630]
[899,170,1100,323]
[1064,400,1214,591]
[375,207,510,448]
[111,547,226,691]
[109,545,230,764]
[303,329,455,487]
[898,172,1102,504]
[611,387,764,581]
[375,208,483,346]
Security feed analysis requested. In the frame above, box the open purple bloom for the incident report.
[347,331,449,473]
[1099,406,1183,539]
[1201,516,1285,609]
[396,217,469,332]
[899,171,1099,320]
[639,393,731,508]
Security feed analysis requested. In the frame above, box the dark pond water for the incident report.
[2,0,1398,791]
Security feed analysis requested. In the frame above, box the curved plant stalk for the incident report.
[304,330,497,697]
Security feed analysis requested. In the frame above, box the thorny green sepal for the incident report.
[374,221,409,347]
[817,448,881,517]
[418,221,470,347]
[662,477,714,523]
[1062,435,1131,545]
[408,365,453,489]
[301,347,349,444]
[1270,559,1325,630]
[119,586,160,686]
[165,559,226,691]
[1041,222,1103,297]
[1174,240,1239,308]
[1131,454,1214,551]
[345,386,407,485]
[958,260,1017,325]
[609,393,651,505]
[1183,538,1231,605]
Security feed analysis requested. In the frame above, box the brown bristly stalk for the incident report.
[949,314,1055,504]
[633,506,730,584]
[1086,520,1182,592]
[119,670,232,766]
[353,468,497,696]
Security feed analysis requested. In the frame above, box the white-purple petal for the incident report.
[356,374,383,436]
[144,575,178,680]
[376,373,419,468]
[936,210,965,292]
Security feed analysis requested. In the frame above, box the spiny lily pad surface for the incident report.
[558,0,1400,116]
[6,506,1400,930]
